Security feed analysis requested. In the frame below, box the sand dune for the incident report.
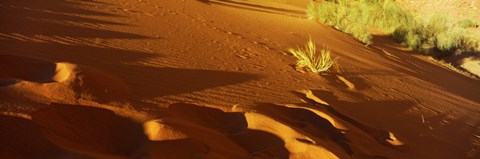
[3,101,402,158]
[1,0,479,158]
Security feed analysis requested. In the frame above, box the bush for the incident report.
[288,38,336,73]
[307,0,479,56]
[393,13,479,56]
[307,0,413,44]
[456,19,479,28]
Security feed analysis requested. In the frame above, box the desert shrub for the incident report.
[307,1,370,43]
[288,38,336,73]
[307,0,413,44]
[393,13,479,56]
[307,0,479,56]
[457,19,479,28]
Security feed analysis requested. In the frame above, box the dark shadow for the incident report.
[3,5,125,26]
[15,103,288,158]
[0,0,260,106]
[229,129,289,158]
[167,103,248,134]
[0,79,18,86]
[307,90,412,126]
[0,40,159,66]
[68,0,114,6]
[198,0,305,18]
[0,0,154,91]
[120,66,260,100]
[32,103,149,157]
[0,40,160,104]
[11,103,289,158]
[0,39,259,105]
[0,115,81,158]
[417,115,480,159]
[0,0,147,39]
[0,54,57,83]
[23,103,211,158]
[370,35,480,103]
[0,0,118,17]
[254,103,352,156]
[295,90,480,159]
[291,90,413,146]
[146,138,210,159]
[164,103,291,158]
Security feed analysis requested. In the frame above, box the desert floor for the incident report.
[1,0,479,159]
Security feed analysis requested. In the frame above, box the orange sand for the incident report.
[1,0,479,159]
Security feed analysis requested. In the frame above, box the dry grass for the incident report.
[288,38,336,73]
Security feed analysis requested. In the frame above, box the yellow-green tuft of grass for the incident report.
[288,38,336,73]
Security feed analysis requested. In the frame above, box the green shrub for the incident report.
[456,19,479,28]
[307,0,479,56]
[307,0,413,44]
[288,38,336,73]
[393,13,479,56]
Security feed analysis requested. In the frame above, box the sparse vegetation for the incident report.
[307,0,480,57]
[392,13,479,56]
[307,0,412,44]
[457,19,479,28]
[288,38,336,73]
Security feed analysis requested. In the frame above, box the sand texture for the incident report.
[1,0,479,159]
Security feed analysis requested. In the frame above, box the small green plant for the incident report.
[288,38,336,73]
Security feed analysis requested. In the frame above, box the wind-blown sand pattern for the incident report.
[1,0,479,159]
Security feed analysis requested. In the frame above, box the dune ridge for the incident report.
[3,100,405,159]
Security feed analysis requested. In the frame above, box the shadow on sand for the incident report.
[0,0,260,106]
[370,35,480,103]
[197,0,305,17]
[0,103,291,158]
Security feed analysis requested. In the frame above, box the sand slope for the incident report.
[1,0,479,159]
